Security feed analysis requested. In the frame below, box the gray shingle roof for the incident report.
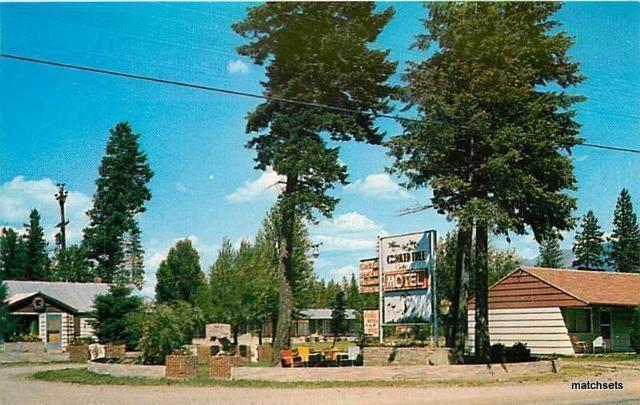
[300,308,357,320]
[4,280,111,313]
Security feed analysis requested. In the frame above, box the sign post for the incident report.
[378,237,384,344]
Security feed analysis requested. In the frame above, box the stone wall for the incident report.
[363,346,452,366]
[257,344,273,362]
[88,360,165,379]
[209,356,235,380]
[1,342,45,353]
[165,355,197,379]
[105,344,126,359]
[196,346,212,364]
[68,344,89,362]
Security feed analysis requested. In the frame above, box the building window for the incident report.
[564,308,591,333]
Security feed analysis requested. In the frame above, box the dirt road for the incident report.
[1,364,639,405]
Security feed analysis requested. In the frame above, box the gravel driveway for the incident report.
[1,364,639,405]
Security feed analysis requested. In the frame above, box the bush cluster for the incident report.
[489,342,531,363]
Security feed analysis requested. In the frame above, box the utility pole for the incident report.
[55,183,69,252]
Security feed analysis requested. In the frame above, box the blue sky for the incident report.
[1,2,639,296]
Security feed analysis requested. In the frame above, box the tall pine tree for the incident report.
[572,210,604,270]
[155,239,205,305]
[538,233,564,268]
[0,228,27,280]
[388,2,583,363]
[608,189,640,273]
[233,3,396,365]
[83,122,153,287]
[23,209,49,280]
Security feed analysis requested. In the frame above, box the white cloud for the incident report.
[328,265,358,280]
[0,176,92,244]
[311,212,387,252]
[227,59,249,75]
[225,167,285,203]
[346,173,413,200]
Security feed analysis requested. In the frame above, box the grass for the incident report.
[29,359,616,389]
[0,360,75,368]
[292,341,352,352]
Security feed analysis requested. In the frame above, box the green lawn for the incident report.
[29,359,616,389]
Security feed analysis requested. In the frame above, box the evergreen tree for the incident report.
[233,3,396,364]
[388,3,583,363]
[22,209,49,280]
[572,210,604,270]
[346,273,361,310]
[608,189,640,273]
[538,233,564,268]
[155,239,205,305]
[0,228,27,280]
[0,281,15,342]
[331,291,347,346]
[50,245,94,282]
[91,284,143,349]
[83,122,153,287]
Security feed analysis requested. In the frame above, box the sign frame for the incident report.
[377,230,437,345]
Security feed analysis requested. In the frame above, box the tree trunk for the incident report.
[474,220,490,363]
[233,327,239,346]
[270,175,297,366]
[271,237,293,367]
[451,225,472,364]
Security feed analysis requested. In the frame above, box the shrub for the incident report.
[631,307,640,354]
[506,342,531,362]
[490,343,506,364]
[91,285,143,349]
[131,301,203,365]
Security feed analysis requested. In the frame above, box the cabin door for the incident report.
[600,310,611,351]
[46,314,62,352]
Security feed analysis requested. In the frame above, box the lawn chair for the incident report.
[280,349,303,368]
[571,336,588,354]
[592,336,607,354]
[346,346,360,365]
[297,346,311,366]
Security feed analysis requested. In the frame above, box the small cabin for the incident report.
[4,280,111,351]
[468,267,640,355]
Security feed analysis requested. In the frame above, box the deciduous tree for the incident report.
[155,239,205,305]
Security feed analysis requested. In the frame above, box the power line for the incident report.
[1,52,639,155]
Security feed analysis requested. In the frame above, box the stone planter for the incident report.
[363,346,452,366]
[2,342,45,353]
[257,344,273,362]
[196,345,213,364]
[68,344,90,362]
[105,344,126,359]
[165,355,197,379]
[209,356,235,380]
